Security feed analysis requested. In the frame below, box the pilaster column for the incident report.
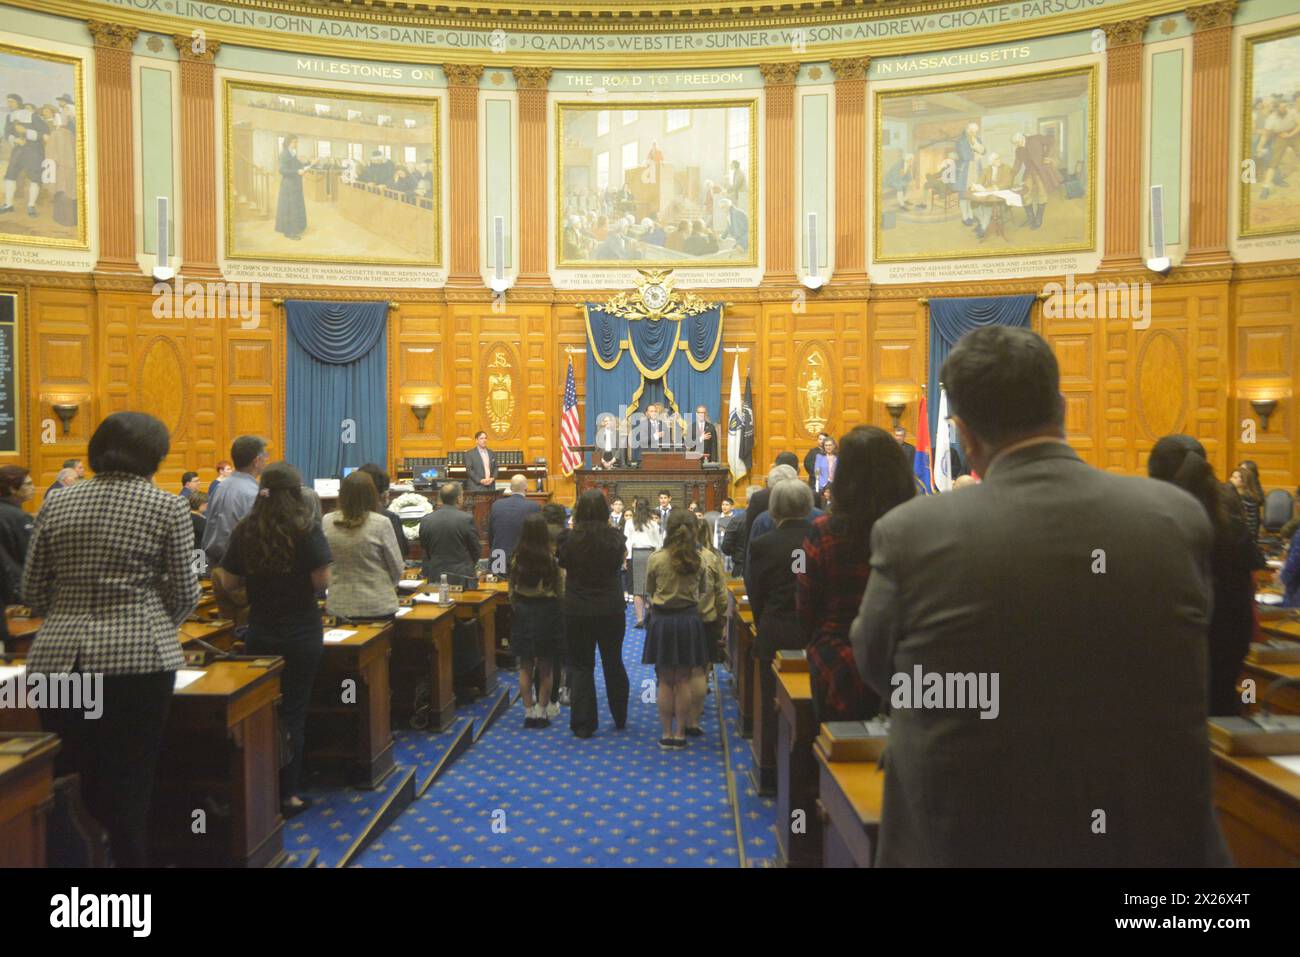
[87,20,139,273]
[172,34,221,277]
[445,64,484,286]
[830,57,869,283]
[1099,17,1149,270]
[514,66,551,285]
[760,62,800,284]
[1184,0,1237,265]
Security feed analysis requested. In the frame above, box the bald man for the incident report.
[488,473,541,565]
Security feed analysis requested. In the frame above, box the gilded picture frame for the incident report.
[0,41,87,250]
[1239,24,1300,239]
[223,79,441,266]
[555,99,758,269]
[873,64,1098,263]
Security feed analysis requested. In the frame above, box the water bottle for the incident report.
[440,573,448,603]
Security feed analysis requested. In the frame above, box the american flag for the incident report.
[560,357,582,476]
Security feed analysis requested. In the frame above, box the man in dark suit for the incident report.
[850,326,1229,867]
[418,483,482,587]
[892,426,917,470]
[656,490,673,525]
[464,430,498,492]
[803,433,830,486]
[488,474,540,568]
[732,452,800,575]
[688,404,720,462]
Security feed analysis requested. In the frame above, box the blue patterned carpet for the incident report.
[351,605,777,868]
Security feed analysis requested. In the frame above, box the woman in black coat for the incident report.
[558,490,630,737]
[1150,435,1261,716]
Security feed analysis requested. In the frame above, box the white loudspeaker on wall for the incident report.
[802,211,825,290]
[1146,184,1171,275]
[152,196,174,282]
[489,214,510,293]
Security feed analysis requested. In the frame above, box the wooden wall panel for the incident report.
[1233,276,1300,492]
[28,288,96,494]
[867,299,924,437]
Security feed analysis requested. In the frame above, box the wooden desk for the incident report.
[733,601,755,739]
[0,731,60,867]
[475,579,515,664]
[0,664,41,732]
[1212,750,1300,867]
[308,622,394,789]
[151,659,285,868]
[391,605,457,731]
[814,739,885,868]
[750,653,777,795]
[179,618,236,655]
[775,666,820,867]
[3,612,40,656]
[574,462,730,514]
[452,592,500,697]
[1239,658,1300,716]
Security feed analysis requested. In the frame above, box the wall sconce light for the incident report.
[885,400,907,431]
[52,402,79,436]
[410,402,432,432]
[1251,398,1278,432]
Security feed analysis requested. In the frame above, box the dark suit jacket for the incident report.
[899,441,916,469]
[382,507,408,560]
[687,418,720,461]
[464,446,498,491]
[488,493,540,562]
[850,440,1229,867]
[745,518,813,660]
[418,505,481,586]
[720,508,747,566]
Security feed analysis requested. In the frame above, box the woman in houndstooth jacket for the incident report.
[23,411,200,867]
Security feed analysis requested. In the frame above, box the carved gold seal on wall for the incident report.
[798,346,832,436]
[485,349,516,436]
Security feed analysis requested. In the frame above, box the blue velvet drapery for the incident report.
[285,299,388,483]
[582,304,724,458]
[927,295,1034,463]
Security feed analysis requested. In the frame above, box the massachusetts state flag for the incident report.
[560,358,582,477]
[933,385,953,493]
[913,393,932,494]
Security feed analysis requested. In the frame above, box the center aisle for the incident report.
[353,606,767,867]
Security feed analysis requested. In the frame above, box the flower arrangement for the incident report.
[390,491,433,541]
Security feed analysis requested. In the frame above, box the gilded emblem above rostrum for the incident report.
[484,346,518,438]
[797,343,833,437]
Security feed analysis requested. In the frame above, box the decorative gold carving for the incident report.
[598,270,710,322]
[1186,1,1237,32]
[797,344,832,435]
[759,62,800,85]
[172,33,222,62]
[830,56,870,81]
[513,66,552,90]
[444,63,485,87]
[1101,17,1149,47]
[484,348,516,436]
[85,21,139,49]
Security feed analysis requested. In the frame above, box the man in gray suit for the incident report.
[850,326,1229,867]
[418,482,482,588]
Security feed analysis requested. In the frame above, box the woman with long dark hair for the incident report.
[1150,435,1259,716]
[0,464,35,592]
[322,470,403,620]
[642,510,710,749]
[624,495,663,628]
[216,462,331,816]
[797,425,915,721]
[509,513,563,728]
[23,412,199,866]
[1230,460,1265,541]
[689,515,729,734]
[559,490,630,737]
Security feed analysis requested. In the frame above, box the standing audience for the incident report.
[23,412,199,866]
[798,425,914,722]
[0,465,35,591]
[322,470,403,620]
[510,513,563,728]
[624,496,663,628]
[559,490,630,737]
[358,463,408,559]
[216,462,331,818]
[1230,463,1264,541]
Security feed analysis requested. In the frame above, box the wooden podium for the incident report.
[574,451,730,511]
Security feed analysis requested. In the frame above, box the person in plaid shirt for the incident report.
[23,411,200,867]
[796,425,915,722]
